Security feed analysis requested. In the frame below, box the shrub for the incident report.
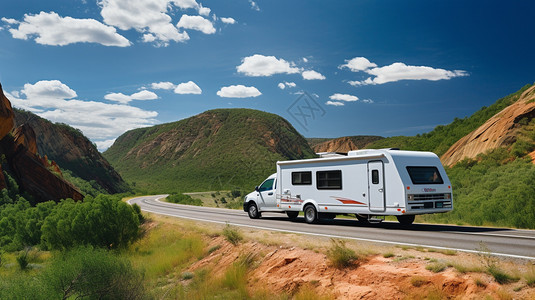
[223,224,243,246]
[43,246,144,299]
[326,239,358,269]
[166,193,202,206]
[16,250,29,270]
[41,195,140,250]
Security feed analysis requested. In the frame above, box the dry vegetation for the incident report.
[134,213,535,299]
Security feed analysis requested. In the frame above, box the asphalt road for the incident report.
[128,195,535,260]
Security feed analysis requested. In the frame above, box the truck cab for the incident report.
[243,173,278,218]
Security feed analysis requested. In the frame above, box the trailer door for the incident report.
[368,161,385,212]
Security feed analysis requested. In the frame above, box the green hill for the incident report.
[104,108,316,193]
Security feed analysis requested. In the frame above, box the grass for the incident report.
[487,265,519,285]
[410,276,427,287]
[223,224,243,245]
[524,268,535,287]
[474,277,487,287]
[426,261,447,273]
[383,252,395,258]
[326,239,358,269]
[128,222,205,280]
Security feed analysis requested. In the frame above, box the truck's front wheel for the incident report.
[397,215,415,225]
[247,202,261,219]
[304,205,318,224]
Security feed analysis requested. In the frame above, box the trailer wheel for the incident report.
[304,205,318,224]
[286,211,299,219]
[247,202,261,219]
[397,215,415,225]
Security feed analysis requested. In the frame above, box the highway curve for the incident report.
[128,195,535,260]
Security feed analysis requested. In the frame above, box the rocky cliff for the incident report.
[441,85,535,166]
[14,110,129,194]
[311,136,384,153]
[0,83,83,202]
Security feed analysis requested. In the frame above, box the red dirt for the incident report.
[188,236,535,299]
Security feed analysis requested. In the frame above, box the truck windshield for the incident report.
[258,178,274,192]
[406,167,444,184]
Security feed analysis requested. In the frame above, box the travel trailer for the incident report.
[243,149,452,225]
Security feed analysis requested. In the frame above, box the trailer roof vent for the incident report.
[347,149,380,156]
[317,152,347,158]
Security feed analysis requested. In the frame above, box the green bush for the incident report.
[41,195,141,250]
[326,239,358,269]
[166,193,203,206]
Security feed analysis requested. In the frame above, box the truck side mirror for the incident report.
[254,186,259,192]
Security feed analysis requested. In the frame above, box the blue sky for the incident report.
[1,0,534,151]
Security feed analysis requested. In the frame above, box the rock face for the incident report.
[0,83,84,202]
[311,136,384,153]
[14,110,129,194]
[441,85,535,166]
[0,83,14,139]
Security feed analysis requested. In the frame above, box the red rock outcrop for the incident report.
[0,82,83,202]
[0,83,14,140]
[441,85,535,166]
[312,136,384,153]
[13,124,38,155]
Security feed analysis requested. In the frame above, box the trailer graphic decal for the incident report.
[331,197,366,206]
[278,195,304,204]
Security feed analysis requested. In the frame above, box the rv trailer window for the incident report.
[371,170,379,184]
[406,167,444,184]
[316,170,342,190]
[292,171,312,185]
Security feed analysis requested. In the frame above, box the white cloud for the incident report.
[326,101,344,106]
[302,57,308,63]
[237,54,300,77]
[7,80,158,149]
[21,80,77,99]
[198,4,211,16]
[362,99,374,104]
[99,0,191,46]
[220,17,236,24]
[340,57,377,72]
[95,139,116,151]
[177,14,215,34]
[249,0,260,11]
[342,56,468,85]
[174,81,202,94]
[329,93,358,102]
[302,70,326,80]
[4,11,130,47]
[1,17,19,25]
[278,82,296,89]
[217,85,261,98]
[104,90,158,104]
[151,81,176,90]
[363,63,468,85]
